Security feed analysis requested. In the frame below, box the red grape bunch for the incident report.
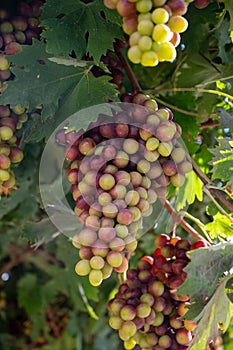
[104,0,190,67]
[108,234,207,349]
[0,104,27,196]
[0,0,43,83]
[56,92,193,286]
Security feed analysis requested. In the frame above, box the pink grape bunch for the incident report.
[0,0,44,83]
[108,234,207,349]
[0,104,27,196]
[56,92,193,286]
[104,0,190,67]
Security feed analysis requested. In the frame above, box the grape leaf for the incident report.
[53,73,119,134]
[205,213,233,239]
[41,0,123,61]
[189,276,233,350]
[176,171,203,211]
[209,136,233,185]
[0,41,89,119]
[1,41,119,130]
[178,242,233,300]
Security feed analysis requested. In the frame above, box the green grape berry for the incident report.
[152,8,169,24]
[75,259,91,276]
[128,45,142,64]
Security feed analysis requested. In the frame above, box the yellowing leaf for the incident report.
[176,171,203,211]
[205,212,233,239]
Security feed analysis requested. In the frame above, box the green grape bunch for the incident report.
[104,0,190,67]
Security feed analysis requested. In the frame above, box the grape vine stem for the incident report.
[162,200,210,245]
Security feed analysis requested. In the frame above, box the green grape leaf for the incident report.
[178,242,233,300]
[0,41,88,119]
[209,136,233,185]
[0,41,119,131]
[205,212,233,239]
[189,276,233,350]
[225,275,233,303]
[39,72,118,140]
[41,0,123,61]
[54,73,119,133]
[176,171,203,211]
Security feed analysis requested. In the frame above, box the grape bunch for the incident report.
[0,104,27,196]
[56,92,193,286]
[108,234,207,349]
[0,0,43,83]
[0,1,43,196]
[104,0,190,67]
